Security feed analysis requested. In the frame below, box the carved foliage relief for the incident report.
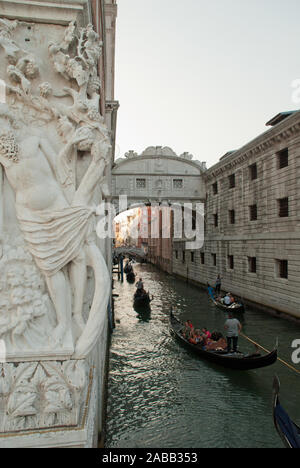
[0,360,88,432]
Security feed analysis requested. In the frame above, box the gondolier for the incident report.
[224,313,242,353]
[215,274,222,295]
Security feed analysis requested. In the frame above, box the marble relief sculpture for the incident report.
[0,18,111,366]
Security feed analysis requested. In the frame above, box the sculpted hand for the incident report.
[91,138,111,163]
[71,128,89,146]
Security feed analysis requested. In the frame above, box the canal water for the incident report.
[105,263,300,448]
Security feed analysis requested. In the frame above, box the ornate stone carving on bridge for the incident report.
[0,18,110,363]
[0,360,88,432]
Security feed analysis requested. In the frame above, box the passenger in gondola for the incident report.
[223,293,232,306]
[189,330,204,346]
[183,320,194,339]
[202,327,211,339]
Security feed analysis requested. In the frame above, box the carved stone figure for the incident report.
[0,18,111,361]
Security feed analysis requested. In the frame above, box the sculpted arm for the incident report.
[73,139,111,205]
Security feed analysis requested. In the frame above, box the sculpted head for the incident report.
[75,126,95,151]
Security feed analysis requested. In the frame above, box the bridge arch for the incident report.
[111,146,207,210]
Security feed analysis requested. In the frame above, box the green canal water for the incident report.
[105,263,300,448]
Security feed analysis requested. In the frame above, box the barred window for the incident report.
[229,209,235,225]
[248,257,257,273]
[212,182,218,195]
[173,179,183,189]
[214,213,218,227]
[276,259,288,279]
[228,255,234,270]
[249,204,257,221]
[277,148,289,169]
[212,253,217,266]
[200,252,205,265]
[136,178,146,189]
[191,252,195,263]
[249,163,258,180]
[278,198,289,218]
[228,174,235,189]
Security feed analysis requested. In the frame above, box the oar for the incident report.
[241,332,300,376]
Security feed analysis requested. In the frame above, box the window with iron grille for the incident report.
[200,252,205,264]
[229,209,235,225]
[249,163,258,180]
[212,182,218,195]
[136,178,146,189]
[249,204,257,221]
[278,198,289,218]
[228,255,234,270]
[214,213,218,227]
[276,259,288,279]
[212,253,217,266]
[277,148,289,169]
[248,257,257,273]
[173,179,183,189]
[228,174,235,189]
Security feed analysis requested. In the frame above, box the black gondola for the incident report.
[208,287,245,314]
[126,271,136,283]
[124,262,132,274]
[134,291,151,307]
[170,311,277,371]
[272,376,300,448]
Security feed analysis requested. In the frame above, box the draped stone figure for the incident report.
[0,19,111,362]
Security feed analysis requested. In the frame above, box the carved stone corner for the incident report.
[0,359,91,435]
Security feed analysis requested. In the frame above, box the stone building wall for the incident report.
[173,111,300,319]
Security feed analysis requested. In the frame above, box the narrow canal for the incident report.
[105,263,300,448]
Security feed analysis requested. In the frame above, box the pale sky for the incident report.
[114,0,300,168]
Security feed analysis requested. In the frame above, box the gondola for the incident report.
[134,291,151,307]
[208,287,245,314]
[170,311,277,371]
[272,376,300,448]
[124,262,132,274]
[126,271,136,283]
